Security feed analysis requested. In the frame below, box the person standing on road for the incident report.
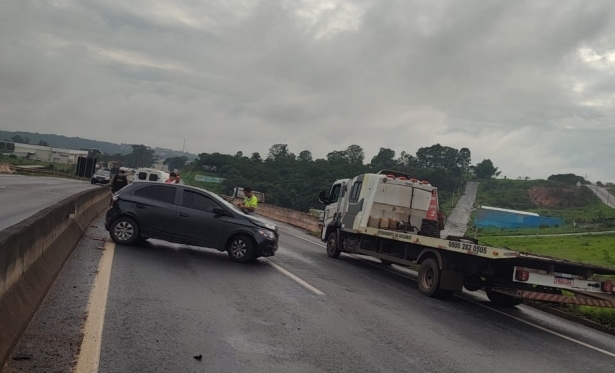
[237,187,258,215]
[110,170,128,194]
[165,173,177,184]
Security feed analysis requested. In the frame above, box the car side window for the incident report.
[134,185,176,204]
[182,190,221,213]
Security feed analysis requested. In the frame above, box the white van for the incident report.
[133,168,170,183]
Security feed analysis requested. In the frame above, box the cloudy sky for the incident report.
[1,0,614,181]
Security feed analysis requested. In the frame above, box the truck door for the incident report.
[322,183,343,240]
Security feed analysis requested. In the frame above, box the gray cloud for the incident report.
[2,0,615,181]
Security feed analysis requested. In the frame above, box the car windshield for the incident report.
[96,170,110,177]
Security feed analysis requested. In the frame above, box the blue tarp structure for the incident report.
[474,206,564,229]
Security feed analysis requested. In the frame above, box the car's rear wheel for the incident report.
[227,235,255,263]
[110,217,140,245]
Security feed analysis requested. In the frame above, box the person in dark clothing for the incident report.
[111,170,128,193]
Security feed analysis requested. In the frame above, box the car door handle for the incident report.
[179,212,189,218]
[136,204,146,209]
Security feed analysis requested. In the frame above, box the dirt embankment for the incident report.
[528,186,592,208]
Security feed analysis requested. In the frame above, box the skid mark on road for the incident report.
[75,241,116,373]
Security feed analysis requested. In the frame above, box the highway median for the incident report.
[0,186,110,366]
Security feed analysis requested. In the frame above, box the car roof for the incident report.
[126,182,210,194]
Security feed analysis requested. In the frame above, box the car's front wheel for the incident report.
[109,217,140,245]
[227,235,255,263]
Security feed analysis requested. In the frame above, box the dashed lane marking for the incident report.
[263,258,325,296]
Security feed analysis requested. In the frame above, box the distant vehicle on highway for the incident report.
[105,183,279,262]
[133,168,170,183]
[90,169,111,185]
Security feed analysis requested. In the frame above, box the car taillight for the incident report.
[602,281,613,293]
[515,270,529,282]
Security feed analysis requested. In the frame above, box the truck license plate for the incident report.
[554,277,573,286]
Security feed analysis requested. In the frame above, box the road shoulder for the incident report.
[2,217,107,373]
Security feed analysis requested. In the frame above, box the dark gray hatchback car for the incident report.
[105,182,278,262]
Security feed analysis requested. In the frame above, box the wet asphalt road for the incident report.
[4,218,615,372]
[0,175,97,231]
[97,223,615,373]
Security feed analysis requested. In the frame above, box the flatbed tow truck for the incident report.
[318,170,615,308]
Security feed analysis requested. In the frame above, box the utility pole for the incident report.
[182,138,186,153]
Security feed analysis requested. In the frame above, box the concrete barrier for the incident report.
[227,197,321,233]
[0,186,110,366]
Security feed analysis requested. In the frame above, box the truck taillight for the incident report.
[515,270,529,282]
[602,281,613,293]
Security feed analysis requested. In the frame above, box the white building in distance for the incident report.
[1,142,89,164]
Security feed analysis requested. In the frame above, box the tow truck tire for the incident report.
[418,258,449,298]
[326,231,341,259]
[486,289,523,307]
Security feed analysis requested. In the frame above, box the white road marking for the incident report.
[75,241,116,373]
[278,228,326,248]
[264,258,325,296]
[462,297,615,358]
[279,229,615,359]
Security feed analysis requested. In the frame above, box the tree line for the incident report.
[182,144,500,212]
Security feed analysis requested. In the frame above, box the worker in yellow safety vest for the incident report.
[238,187,258,215]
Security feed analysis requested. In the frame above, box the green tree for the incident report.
[250,152,262,162]
[547,174,587,184]
[164,156,189,172]
[126,144,156,168]
[370,148,396,170]
[268,144,294,161]
[327,150,348,163]
[397,151,416,169]
[456,147,471,173]
[38,140,50,147]
[472,159,501,179]
[416,144,459,171]
[298,150,313,162]
[346,145,365,166]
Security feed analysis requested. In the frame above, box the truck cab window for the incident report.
[329,184,341,203]
[350,181,362,202]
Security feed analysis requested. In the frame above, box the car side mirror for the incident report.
[213,207,229,216]
[318,191,331,205]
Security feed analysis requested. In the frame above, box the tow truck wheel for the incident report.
[326,231,341,259]
[418,258,441,297]
[486,289,523,307]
